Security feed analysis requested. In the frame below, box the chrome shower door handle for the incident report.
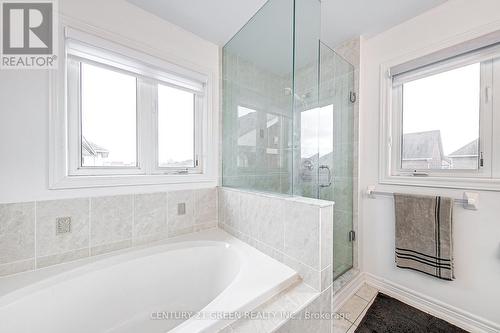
[319,165,332,188]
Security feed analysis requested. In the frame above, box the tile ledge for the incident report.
[219,187,334,208]
[228,280,320,333]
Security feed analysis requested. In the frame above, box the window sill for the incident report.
[380,174,500,192]
[49,173,216,189]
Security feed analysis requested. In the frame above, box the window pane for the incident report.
[158,84,195,168]
[401,63,480,170]
[81,63,137,167]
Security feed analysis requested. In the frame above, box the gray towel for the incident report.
[394,194,454,280]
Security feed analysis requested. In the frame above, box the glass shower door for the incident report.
[320,43,355,280]
[294,41,355,281]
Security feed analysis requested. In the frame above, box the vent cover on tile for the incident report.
[56,217,72,235]
[177,203,186,215]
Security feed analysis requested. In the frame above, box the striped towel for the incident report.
[394,194,454,281]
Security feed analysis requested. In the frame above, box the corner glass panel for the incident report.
[222,0,295,194]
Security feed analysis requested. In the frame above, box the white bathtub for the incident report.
[0,230,298,333]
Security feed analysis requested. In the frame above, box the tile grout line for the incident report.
[88,198,91,257]
[193,190,197,226]
[346,294,370,325]
[223,190,323,272]
[340,285,379,329]
[282,200,285,259]
[319,205,322,282]
[131,194,135,244]
[165,192,169,238]
[222,222,322,292]
[4,189,221,277]
[34,201,37,270]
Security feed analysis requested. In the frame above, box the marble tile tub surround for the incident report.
[219,187,334,292]
[226,282,332,333]
[0,188,218,276]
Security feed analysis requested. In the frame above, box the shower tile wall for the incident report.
[0,188,218,277]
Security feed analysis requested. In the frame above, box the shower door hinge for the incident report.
[349,91,357,103]
[348,230,356,242]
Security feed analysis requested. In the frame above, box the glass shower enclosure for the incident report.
[222,0,355,281]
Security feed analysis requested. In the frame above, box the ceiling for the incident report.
[127,0,268,46]
[127,0,447,47]
[321,0,447,48]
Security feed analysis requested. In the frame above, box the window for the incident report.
[80,63,138,168]
[400,63,481,171]
[68,55,203,176]
[381,34,500,189]
[50,27,213,188]
[157,84,196,168]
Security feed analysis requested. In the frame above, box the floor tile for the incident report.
[355,284,378,302]
[347,324,358,333]
[333,317,352,333]
[338,295,368,324]
[355,297,375,326]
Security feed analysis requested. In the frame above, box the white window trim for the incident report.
[379,35,500,191]
[67,57,147,176]
[151,83,205,175]
[390,61,492,178]
[49,19,217,189]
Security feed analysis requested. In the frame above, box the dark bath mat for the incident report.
[355,293,468,333]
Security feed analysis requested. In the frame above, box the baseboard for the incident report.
[332,271,366,312]
[364,273,500,333]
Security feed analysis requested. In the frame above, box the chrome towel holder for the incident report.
[366,185,479,210]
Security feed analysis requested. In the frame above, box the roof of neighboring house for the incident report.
[237,112,258,147]
[449,139,479,157]
[402,130,444,160]
[237,112,257,137]
[82,137,109,156]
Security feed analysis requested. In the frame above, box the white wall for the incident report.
[359,0,500,326]
[0,0,219,204]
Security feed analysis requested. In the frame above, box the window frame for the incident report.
[67,57,145,176]
[152,82,204,175]
[49,22,215,189]
[380,41,500,191]
[68,51,204,177]
[391,60,492,178]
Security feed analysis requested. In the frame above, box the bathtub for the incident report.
[0,230,298,333]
